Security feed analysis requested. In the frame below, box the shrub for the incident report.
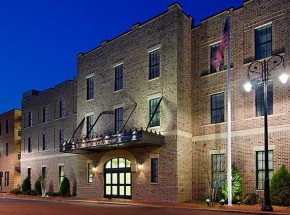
[34,178,42,195]
[60,177,71,197]
[222,163,243,203]
[243,193,260,205]
[22,177,31,193]
[10,186,22,195]
[270,164,290,206]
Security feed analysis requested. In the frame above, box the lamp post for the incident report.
[244,54,288,212]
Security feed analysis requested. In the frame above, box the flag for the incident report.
[211,18,229,71]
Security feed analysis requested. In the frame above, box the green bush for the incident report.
[34,178,42,195]
[60,177,71,197]
[243,193,260,205]
[222,163,243,203]
[270,164,290,206]
[10,186,22,195]
[22,177,31,193]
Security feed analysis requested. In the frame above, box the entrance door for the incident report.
[104,158,132,199]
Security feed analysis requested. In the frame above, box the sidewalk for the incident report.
[1,193,290,215]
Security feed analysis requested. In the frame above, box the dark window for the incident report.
[210,43,224,73]
[87,77,94,100]
[59,130,64,147]
[255,24,272,60]
[88,163,93,183]
[86,115,94,138]
[42,134,47,151]
[4,171,9,186]
[5,120,9,133]
[28,112,33,127]
[149,98,161,127]
[114,64,123,91]
[5,143,8,156]
[256,82,273,117]
[149,49,160,79]
[151,158,158,183]
[256,150,273,190]
[28,168,31,179]
[42,167,46,179]
[59,100,65,118]
[211,93,224,124]
[28,137,32,153]
[59,166,64,185]
[115,107,123,133]
[212,154,225,189]
[0,122,1,135]
[43,106,48,123]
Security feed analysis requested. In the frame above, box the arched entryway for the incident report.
[104,157,132,199]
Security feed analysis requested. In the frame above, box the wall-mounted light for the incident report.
[92,167,98,173]
[137,164,143,170]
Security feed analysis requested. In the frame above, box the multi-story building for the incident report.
[21,0,290,202]
[0,109,21,192]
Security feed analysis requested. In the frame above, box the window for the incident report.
[210,43,224,73]
[256,82,273,117]
[59,130,64,147]
[59,166,64,185]
[28,168,31,179]
[149,49,160,79]
[28,137,32,153]
[115,107,123,133]
[255,24,272,60]
[59,100,65,118]
[0,122,1,135]
[211,93,224,124]
[256,150,273,190]
[4,171,9,186]
[42,167,46,179]
[28,112,33,127]
[86,115,94,138]
[87,76,94,100]
[149,98,161,127]
[88,163,93,183]
[212,154,225,189]
[114,64,123,91]
[151,158,158,183]
[5,119,9,133]
[42,134,47,151]
[6,143,8,156]
[43,106,48,123]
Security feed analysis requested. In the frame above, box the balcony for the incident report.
[60,129,165,154]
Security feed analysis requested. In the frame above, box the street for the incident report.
[0,198,239,215]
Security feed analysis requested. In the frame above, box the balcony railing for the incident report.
[60,128,165,154]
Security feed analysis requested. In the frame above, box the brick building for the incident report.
[21,0,290,202]
[0,109,21,192]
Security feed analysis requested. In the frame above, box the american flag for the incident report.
[211,18,229,71]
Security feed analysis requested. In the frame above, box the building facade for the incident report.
[21,0,290,202]
[0,109,21,192]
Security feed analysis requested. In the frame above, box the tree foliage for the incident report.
[22,177,31,193]
[270,164,290,206]
[60,176,71,197]
[34,177,42,195]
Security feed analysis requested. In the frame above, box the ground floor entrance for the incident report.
[104,157,132,199]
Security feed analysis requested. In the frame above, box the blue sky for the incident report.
[0,0,243,114]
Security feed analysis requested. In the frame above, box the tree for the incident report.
[34,178,42,195]
[60,176,71,197]
[222,163,243,203]
[22,177,31,193]
[270,164,290,206]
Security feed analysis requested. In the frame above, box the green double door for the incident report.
[104,158,132,199]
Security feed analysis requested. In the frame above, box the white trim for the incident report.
[147,93,162,100]
[58,163,64,167]
[21,153,77,162]
[147,44,161,53]
[113,103,124,110]
[86,73,94,79]
[210,40,221,46]
[27,166,31,169]
[255,22,272,29]
[209,149,226,155]
[85,112,94,117]
[41,165,46,168]
[253,145,275,151]
[113,61,124,68]
[149,154,159,159]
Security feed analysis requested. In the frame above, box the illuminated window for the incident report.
[212,154,225,189]
[114,64,123,91]
[256,150,273,190]
[59,166,64,185]
[149,98,160,127]
[87,77,94,100]
[255,24,272,60]
[88,163,93,183]
[210,43,224,73]
[149,49,160,79]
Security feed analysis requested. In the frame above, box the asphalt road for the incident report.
[0,198,242,215]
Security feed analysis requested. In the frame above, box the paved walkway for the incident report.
[1,193,290,215]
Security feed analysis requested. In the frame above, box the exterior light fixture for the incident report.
[244,81,252,92]
[279,73,289,84]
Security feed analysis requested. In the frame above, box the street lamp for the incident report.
[244,54,287,212]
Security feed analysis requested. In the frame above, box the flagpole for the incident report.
[226,13,232,207]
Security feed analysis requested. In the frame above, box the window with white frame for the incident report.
[256,150,273,190]
[211,154,225,189]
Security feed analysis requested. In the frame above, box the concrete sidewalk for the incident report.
[2,193,290,215]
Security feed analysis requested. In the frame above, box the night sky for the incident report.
[0,0,243,114]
